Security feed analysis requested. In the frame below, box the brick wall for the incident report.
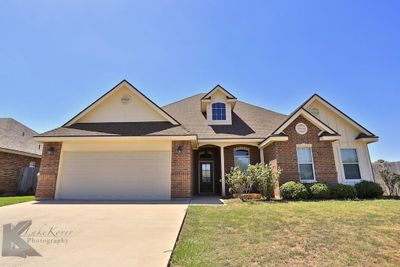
[171,141,193,198]
[264,115,337,185]
[36,142,62,199]
[0,151,41,195]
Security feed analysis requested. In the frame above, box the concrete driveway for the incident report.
[0,200,189,267]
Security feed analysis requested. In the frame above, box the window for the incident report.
[212,102,226,120]
[199,151,213,159]
[296,146,315,181]
[234,149,250,172]
[201,163,212,183]
[341,149,361,180]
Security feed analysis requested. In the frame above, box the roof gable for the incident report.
[201,85,237,100]
[273,108,338,135]
[303,94,375,136]
[64,80,180,126]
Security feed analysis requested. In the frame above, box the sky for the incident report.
[0,0,399,161]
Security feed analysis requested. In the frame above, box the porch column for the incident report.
[260,147,264,164]
[220,146,225,197]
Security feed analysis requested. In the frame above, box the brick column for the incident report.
[35,142,62,199]
[171,141,193,198]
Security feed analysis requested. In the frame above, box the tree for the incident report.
[378,160,400,196]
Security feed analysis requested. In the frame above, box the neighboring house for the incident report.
[0,118,42,195]
[34,80,378,200]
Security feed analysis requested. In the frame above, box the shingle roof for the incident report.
[39,122,191,137]
[37,93,287,139]
[0,118,42,156]
[163,94,287,139]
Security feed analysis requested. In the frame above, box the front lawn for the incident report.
[0,196,35,207]
[171,200,400,266]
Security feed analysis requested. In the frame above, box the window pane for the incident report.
[234,157,250,172]
[201,164,211,182]
[212,103,226,120]
[299,164,314,180]
[234,150,249,156]
[297,147,312,163]
[343,164,361,180]
[341,149,358,163]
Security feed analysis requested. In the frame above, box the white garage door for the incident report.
[56,151,171,200]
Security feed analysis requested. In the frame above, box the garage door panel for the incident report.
[57,151,171,200]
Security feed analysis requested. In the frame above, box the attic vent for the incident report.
[296,123,308,135]
[121,95,131,104]
[310,108,320,117]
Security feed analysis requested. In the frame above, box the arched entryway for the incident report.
[193,145,222,195]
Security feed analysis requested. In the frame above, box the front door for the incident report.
[199,162,214,194]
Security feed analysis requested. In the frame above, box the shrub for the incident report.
[280,182,309,200]
[309,183,331,199]
[225,167,247,195]
[354,181,384,198]
[247,163,281,200]
[331,184,357,199]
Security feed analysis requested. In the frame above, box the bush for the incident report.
[331,184,357,199]
[354,181,384,199]
[225,167,247,195]
[248,163,281,200]
[309,183,331,199]
[280,182,309,200]
[226,164,281,199]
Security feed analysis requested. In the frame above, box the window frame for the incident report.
[340,148,361,180]
[211,102,227,121]
[296,144,317,183]
[234,148,251,172]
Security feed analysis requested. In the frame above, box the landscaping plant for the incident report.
[354,181,384,198]
[225,167,247,195]
[226,163,281,199]
[331,184,357,199]
[247,163,281,200]
[280,181,309,200]
[309,183,331,199]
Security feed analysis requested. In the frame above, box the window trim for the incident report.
[234,147,251,172]
[211,102,227,121]
[296,144,317,183]
[340,148,361,180]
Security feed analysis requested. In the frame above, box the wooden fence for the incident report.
[16,166,39,195]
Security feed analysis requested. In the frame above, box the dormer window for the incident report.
[201,85,236,125]
[212,103,226,120]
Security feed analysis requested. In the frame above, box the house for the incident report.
[34,80,378,200]
[0,118,42,195]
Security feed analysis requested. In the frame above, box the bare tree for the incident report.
[378,160,400,196]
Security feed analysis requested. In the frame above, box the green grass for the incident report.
[171,200,400,267]
[0,195,35,207]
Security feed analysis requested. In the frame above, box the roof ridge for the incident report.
[162,93,206,108]
[236,100,287,117]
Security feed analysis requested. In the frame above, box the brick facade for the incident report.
[0,151,41,195]
[36,142,62,199]
[264,115,337,186]
[171,141,193,198]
